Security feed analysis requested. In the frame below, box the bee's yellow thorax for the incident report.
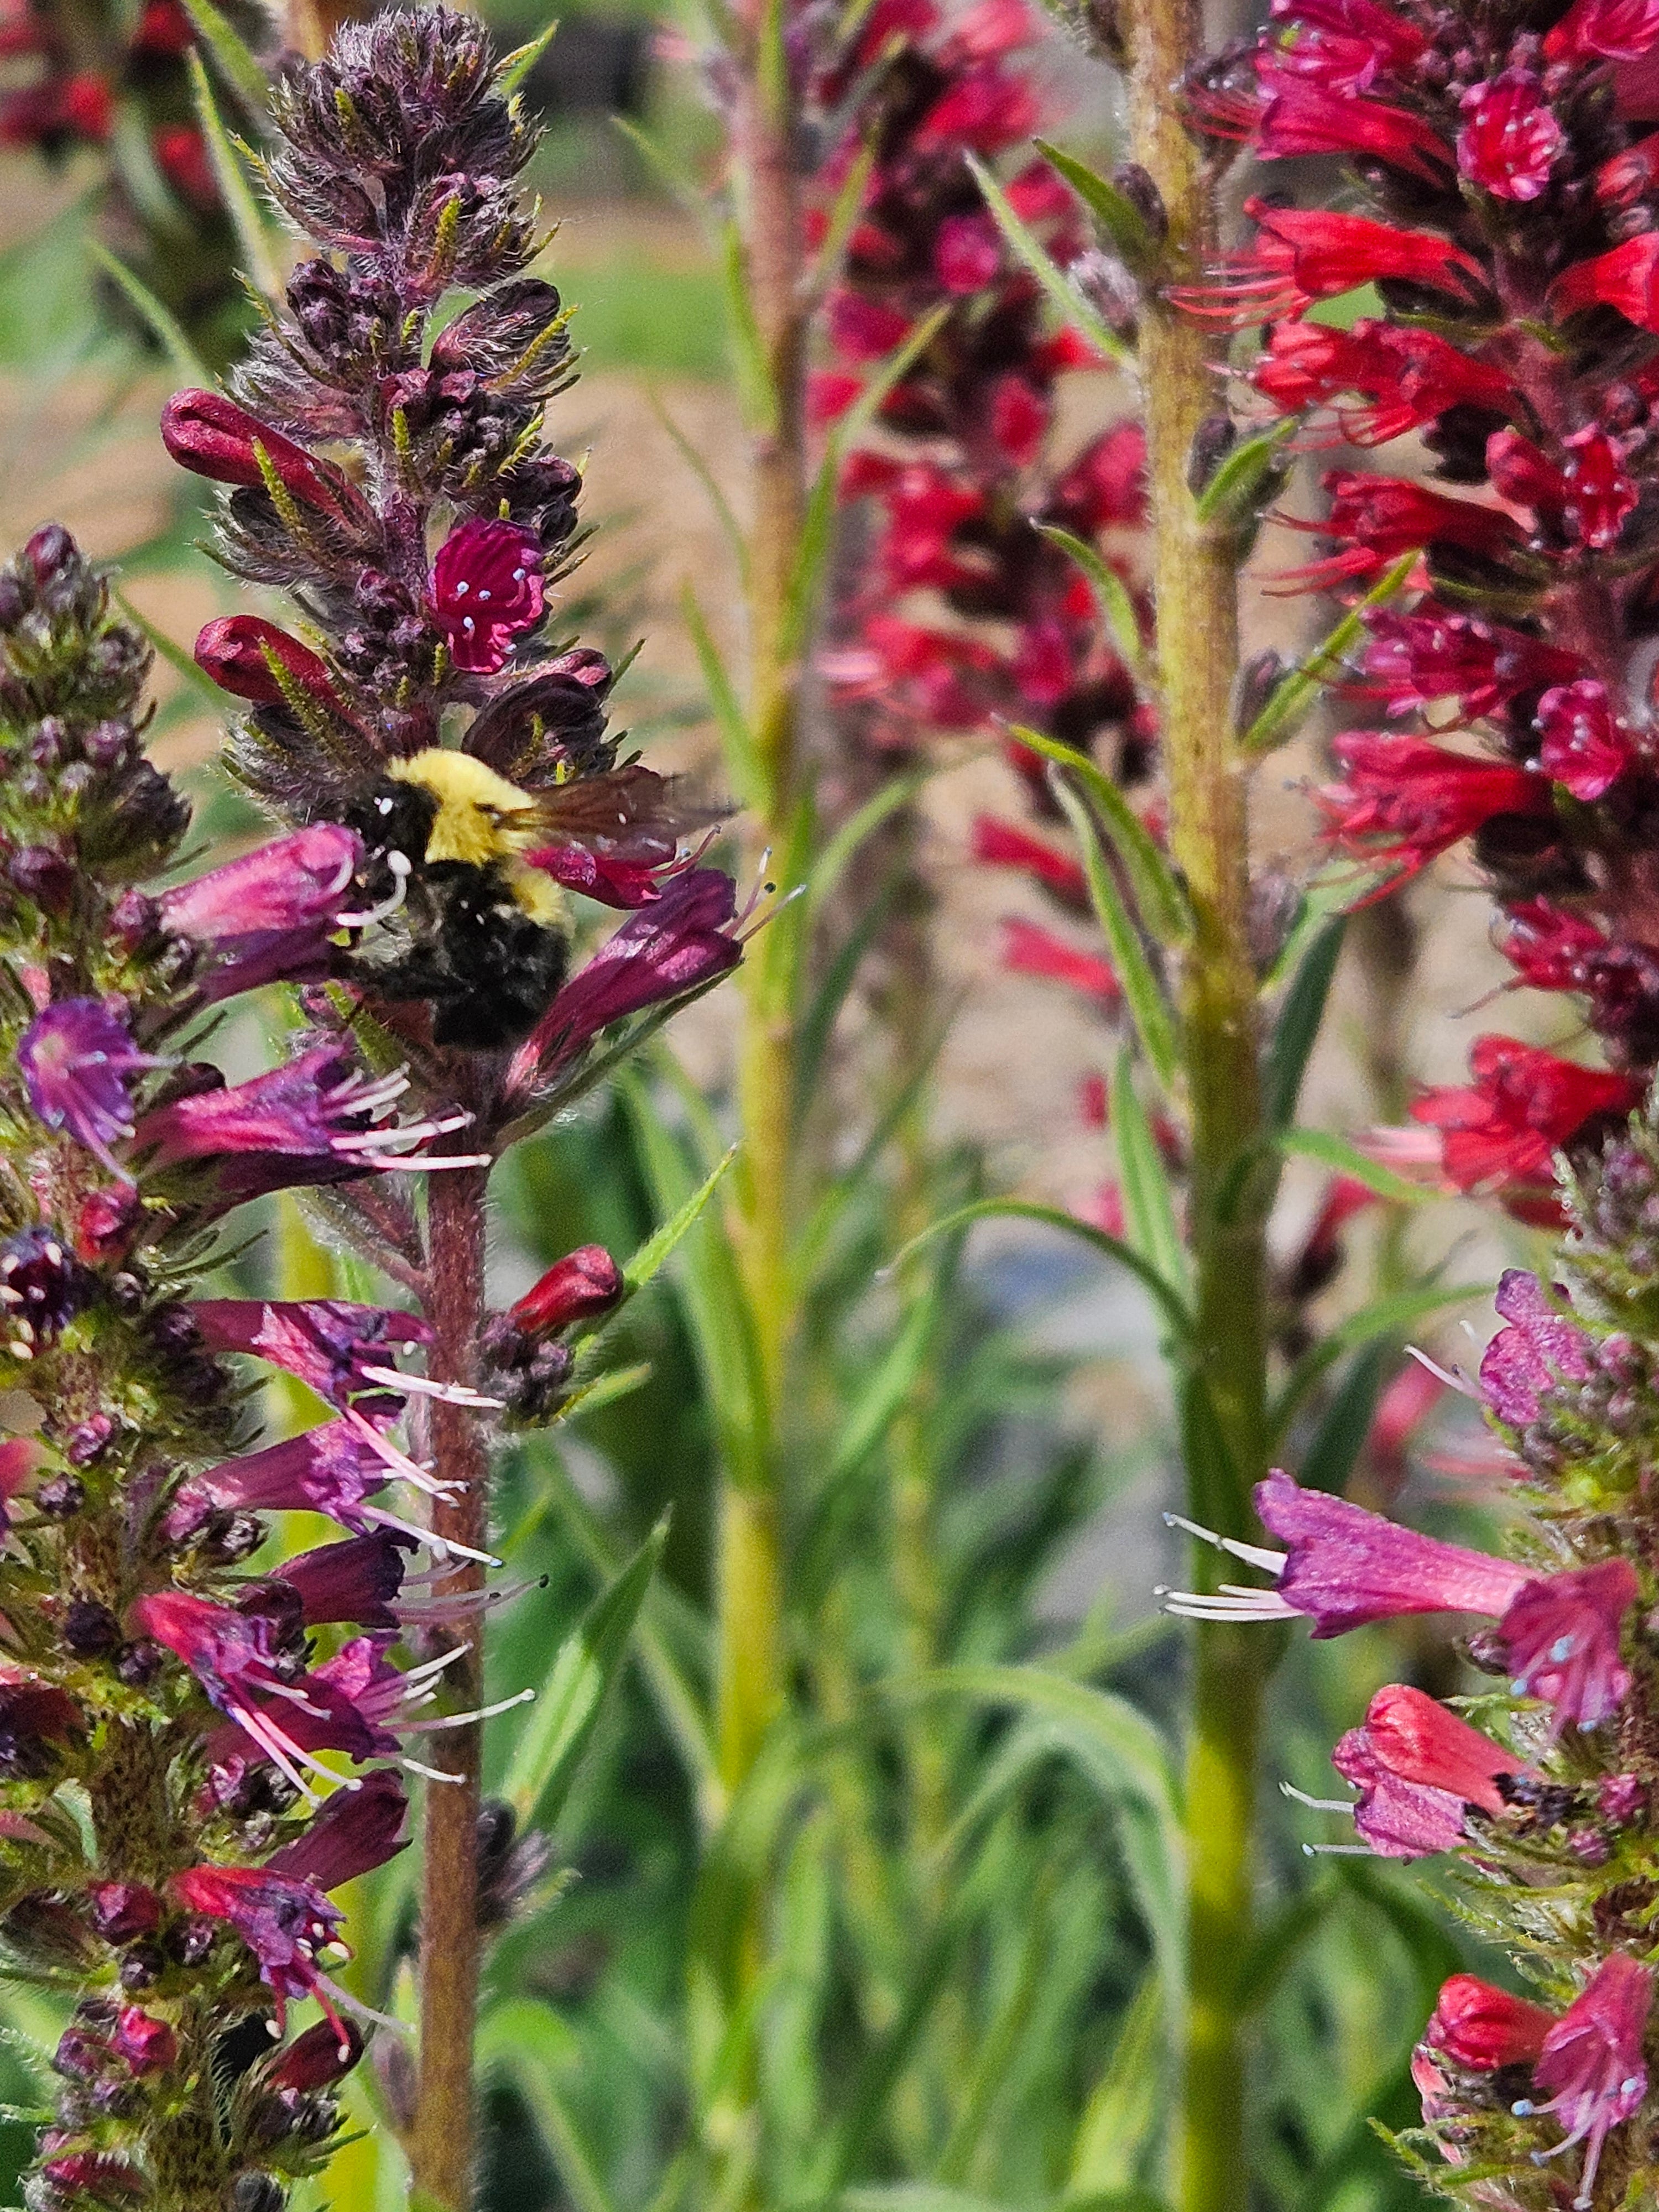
[388,749,565,926]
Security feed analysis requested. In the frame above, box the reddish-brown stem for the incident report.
[411,1157,492,2212]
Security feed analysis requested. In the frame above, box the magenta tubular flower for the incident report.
[17,999,169,1180]
[270,1531,415,1630]
[1479,1270,1598,1428]
[429,518,546,674]
[1327,1684,1516,1859]
[156,824,362,1000]
[167,1864,350,2041]
[1316,733,1550,882]
[1166,1475,1639,1728]
[133,1044,483,1203]
[188,1297,432,1412]
[510,868,747,1092]
[1517,1956,1654,2206]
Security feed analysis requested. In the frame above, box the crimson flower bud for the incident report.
[510,1245,624,1338]
[267,2016,363,2092]
[85,1884,161,1944]
[159,393,363,524]
[193,617,340,709]
[1425,1974,1553,2068]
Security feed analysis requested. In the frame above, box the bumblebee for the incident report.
[341,748,692,1051]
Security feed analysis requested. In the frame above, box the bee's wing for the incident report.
[528,766,728,856]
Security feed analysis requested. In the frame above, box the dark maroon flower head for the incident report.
[266,1769,410,1892]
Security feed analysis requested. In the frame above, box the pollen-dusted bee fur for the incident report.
[340,747,706,1051]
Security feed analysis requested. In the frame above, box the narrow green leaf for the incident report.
[834,302,952,453]
[1298,1338,1394,1496]
[1035,523,1145,677]
[1272,1281,1491,1443]
[1193,418,1295,530]
[681,581,763,810]
[829,1281,937,1482]
[1276,1126,1432,1205]
[721,220,776,434]
[885,1198,1192,1339]
[619,1145,738,1303]
[1263,916,1346,1130]
[86,244,208,384]
[805,766,929,924]
[1035,137,1155,270]
[552,1359,653,1422]
[1109,1048,1185,1293]
[1009,724,1190,944]
[966,151,1128,362]
[497,15,558,95]
[478,1999,618,2212]
[178,0,269,116]
[1241,550,1418,754]
[185,50,281,305]
[116,593,226,710]
[646,387,749,591]
[805,138,877,302]
[838,2192,1020,2212]
[503,1519,666,1832]
[1066,1971,1166,2200]
[612,116,721,247]
[1052,778,1178,1089]
[794,882,898,1124]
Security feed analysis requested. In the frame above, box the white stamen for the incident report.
[1164,1510,1286,1574]
[357,1364,504,1409]
[335,851,412,930]
[402,1686,536,1733]
[1280,1782,1356,1814]
[1407,1343,1476,1396]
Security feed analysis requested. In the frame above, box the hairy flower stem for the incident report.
[723,40,811,1798]
[413,1155,492,2212]
[1126,4,1269,2210]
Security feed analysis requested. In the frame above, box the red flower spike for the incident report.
[1316,732,1549,880]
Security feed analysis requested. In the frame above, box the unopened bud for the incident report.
[160,392,363,525]
[1110,162,1167,247]
[509,1245,624,1338]
[194,617,341,709]
[1187,414,1238,499]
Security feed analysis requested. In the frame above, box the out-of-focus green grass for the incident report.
[559,247,728,379]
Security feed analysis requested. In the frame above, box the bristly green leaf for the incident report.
[619,1145,739,1303]
[1193,418,1295,530]
[86,244,210,384]
[185,50,281,306]
[1035,138,1156,272]
[805,766,929,925]
[721,220,778,435]
[886,1198,1192,1339]
[1052,777,1178,1089]
[1035,524,1145,678]
[1263,916,1346,1130]
[681,581,764,810]
[1109,1047,1187,1297]
[966,151,1129,363]
[497,15,559,95]
[502,1517,667,1833]
[1276,1126,1432,1205]
[178,0,269,117]
[1241,550,1418,754]
[1010,725,1191,944]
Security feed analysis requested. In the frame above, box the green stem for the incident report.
[1124,7,1269,2212]
[720,21,810,1801]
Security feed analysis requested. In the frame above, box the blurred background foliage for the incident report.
[0,3,1545,2209]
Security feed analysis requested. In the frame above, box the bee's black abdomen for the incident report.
[424,862,568,1049]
